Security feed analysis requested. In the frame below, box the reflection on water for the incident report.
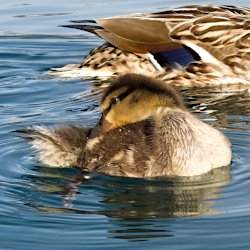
[25,164,231,240]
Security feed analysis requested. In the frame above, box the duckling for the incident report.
[15,74,232,178]
[50,5,250,88]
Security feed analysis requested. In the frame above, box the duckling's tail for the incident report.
[14,126,90,167]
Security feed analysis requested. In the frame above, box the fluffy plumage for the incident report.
[15,74,232,177]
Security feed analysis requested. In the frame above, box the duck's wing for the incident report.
[63,21,180,53]
[66,5,250,68]
[63,6,193,53]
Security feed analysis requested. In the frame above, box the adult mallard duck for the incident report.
[50,5,250,87]
[15,74,232,177]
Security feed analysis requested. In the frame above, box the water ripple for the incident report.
[0,1,250,248]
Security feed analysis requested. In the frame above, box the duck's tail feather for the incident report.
[70,19,97,24]
[61,24,103,35]
[14,126,90,167]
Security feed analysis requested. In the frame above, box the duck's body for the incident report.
[50,43,160,79]
[50,5,250,87]
[16,74,232,178]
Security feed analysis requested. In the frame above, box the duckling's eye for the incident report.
[110,97,120,105]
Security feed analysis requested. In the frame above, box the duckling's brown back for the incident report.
[82,120,154,178]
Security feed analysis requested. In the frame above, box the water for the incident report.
[0,0,250,249]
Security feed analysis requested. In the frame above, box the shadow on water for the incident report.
[23,164,232,241]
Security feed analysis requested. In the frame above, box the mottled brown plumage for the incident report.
[50,5,250,88]
[49,43,159,79]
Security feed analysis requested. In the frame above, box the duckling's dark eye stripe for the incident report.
[117,88,135,102]
[103,88,135,115]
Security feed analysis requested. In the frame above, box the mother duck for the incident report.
[50,5,250,87]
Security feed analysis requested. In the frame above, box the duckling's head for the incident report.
[100,73,185,132]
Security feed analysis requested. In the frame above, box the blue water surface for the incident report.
[0,0,250,249]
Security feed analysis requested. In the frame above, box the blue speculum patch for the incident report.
[153,46,199,67]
